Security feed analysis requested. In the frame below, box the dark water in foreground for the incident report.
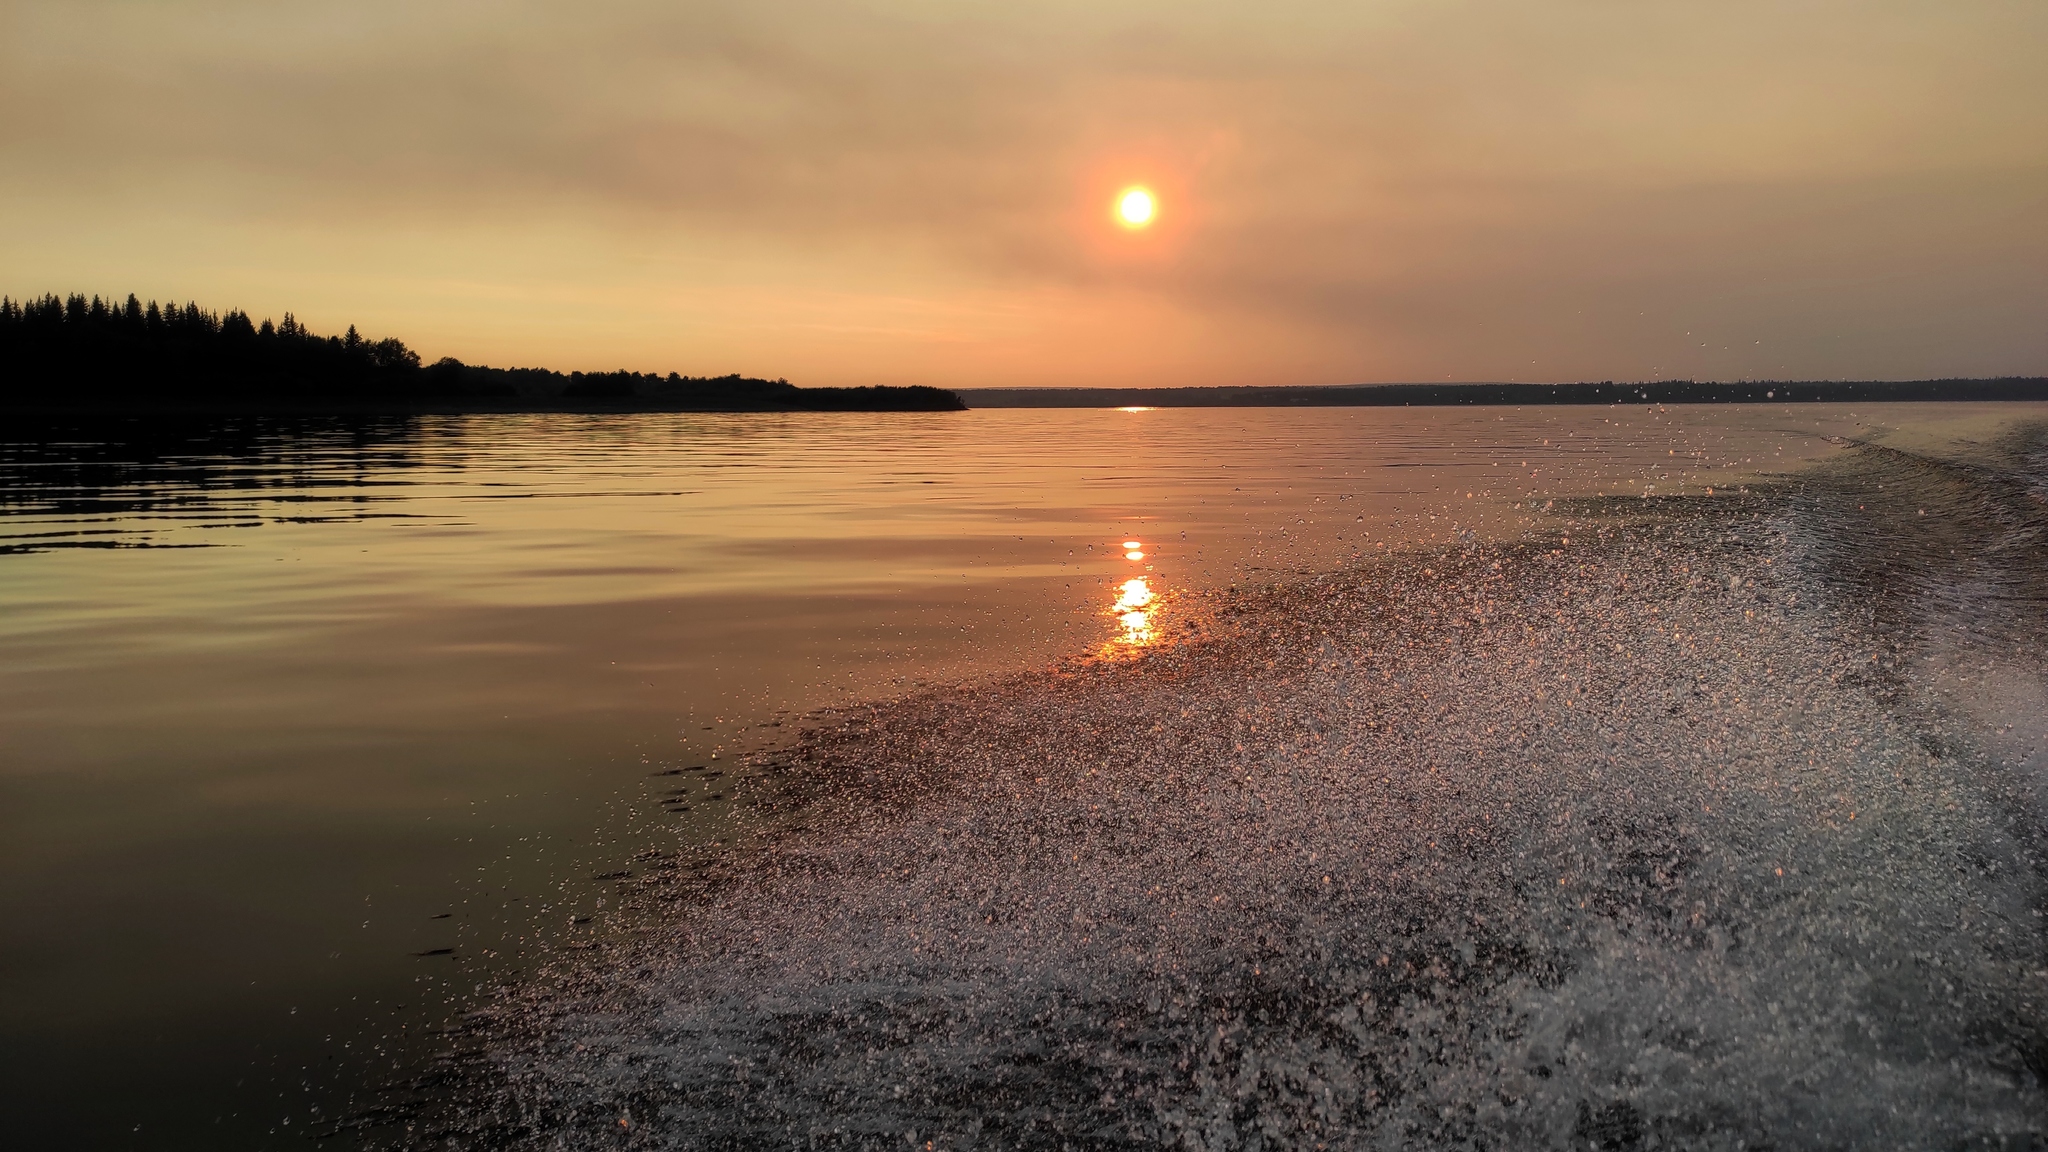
[2,405,2044,1148]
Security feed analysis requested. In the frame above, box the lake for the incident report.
[2,403,2043,1148]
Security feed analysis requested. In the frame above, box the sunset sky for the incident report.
[3,0,2043,387]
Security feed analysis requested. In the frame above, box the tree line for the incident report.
[0,293,423,399]
[0,293,964,411]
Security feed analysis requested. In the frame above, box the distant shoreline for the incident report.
[11,295,2040,416]
[0,394,966,417]
[0,293,967,415]
[8,378,2044,418]
[957,378,2048,408]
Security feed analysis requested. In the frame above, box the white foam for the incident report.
[459,501,2046,1149]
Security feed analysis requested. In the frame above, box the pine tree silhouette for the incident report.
[0,291,965,410]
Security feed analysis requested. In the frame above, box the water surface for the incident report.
[1,404,2035,1148]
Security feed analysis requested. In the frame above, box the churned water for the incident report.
[1,404,2042,1149]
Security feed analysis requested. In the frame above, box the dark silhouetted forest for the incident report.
[0,293,965,411]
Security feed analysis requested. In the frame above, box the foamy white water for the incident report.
[431,418,2048,1150]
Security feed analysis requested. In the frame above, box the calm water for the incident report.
[0,404,2037,1148]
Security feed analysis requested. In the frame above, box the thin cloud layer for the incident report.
[3,0,2043,384]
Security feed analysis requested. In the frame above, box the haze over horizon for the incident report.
[4,1,2043,388]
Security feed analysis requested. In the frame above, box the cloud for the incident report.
[3,0,2044,383]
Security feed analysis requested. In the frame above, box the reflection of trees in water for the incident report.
[0,415,431,552]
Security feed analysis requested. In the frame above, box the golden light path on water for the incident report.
[1110,538,1157,648]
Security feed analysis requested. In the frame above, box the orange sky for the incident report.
[3,1,2044,386]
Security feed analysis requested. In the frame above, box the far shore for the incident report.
[6,379,2045,419]
[0,293,968,415]
[958,378,2048,408]
[0,395,969,417]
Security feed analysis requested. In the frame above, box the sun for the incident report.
[1116,187,1156,228]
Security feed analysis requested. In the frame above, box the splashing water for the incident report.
[406,427,2048,1150]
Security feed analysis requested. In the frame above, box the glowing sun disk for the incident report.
[1117,188,1156,228]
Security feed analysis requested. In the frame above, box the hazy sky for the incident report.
[3,0,2043,386]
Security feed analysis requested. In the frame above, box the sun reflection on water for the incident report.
[1108,536,1159,648]
[1114,577,1155,646]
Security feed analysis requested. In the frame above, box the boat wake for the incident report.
[406,425,2048,1150]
